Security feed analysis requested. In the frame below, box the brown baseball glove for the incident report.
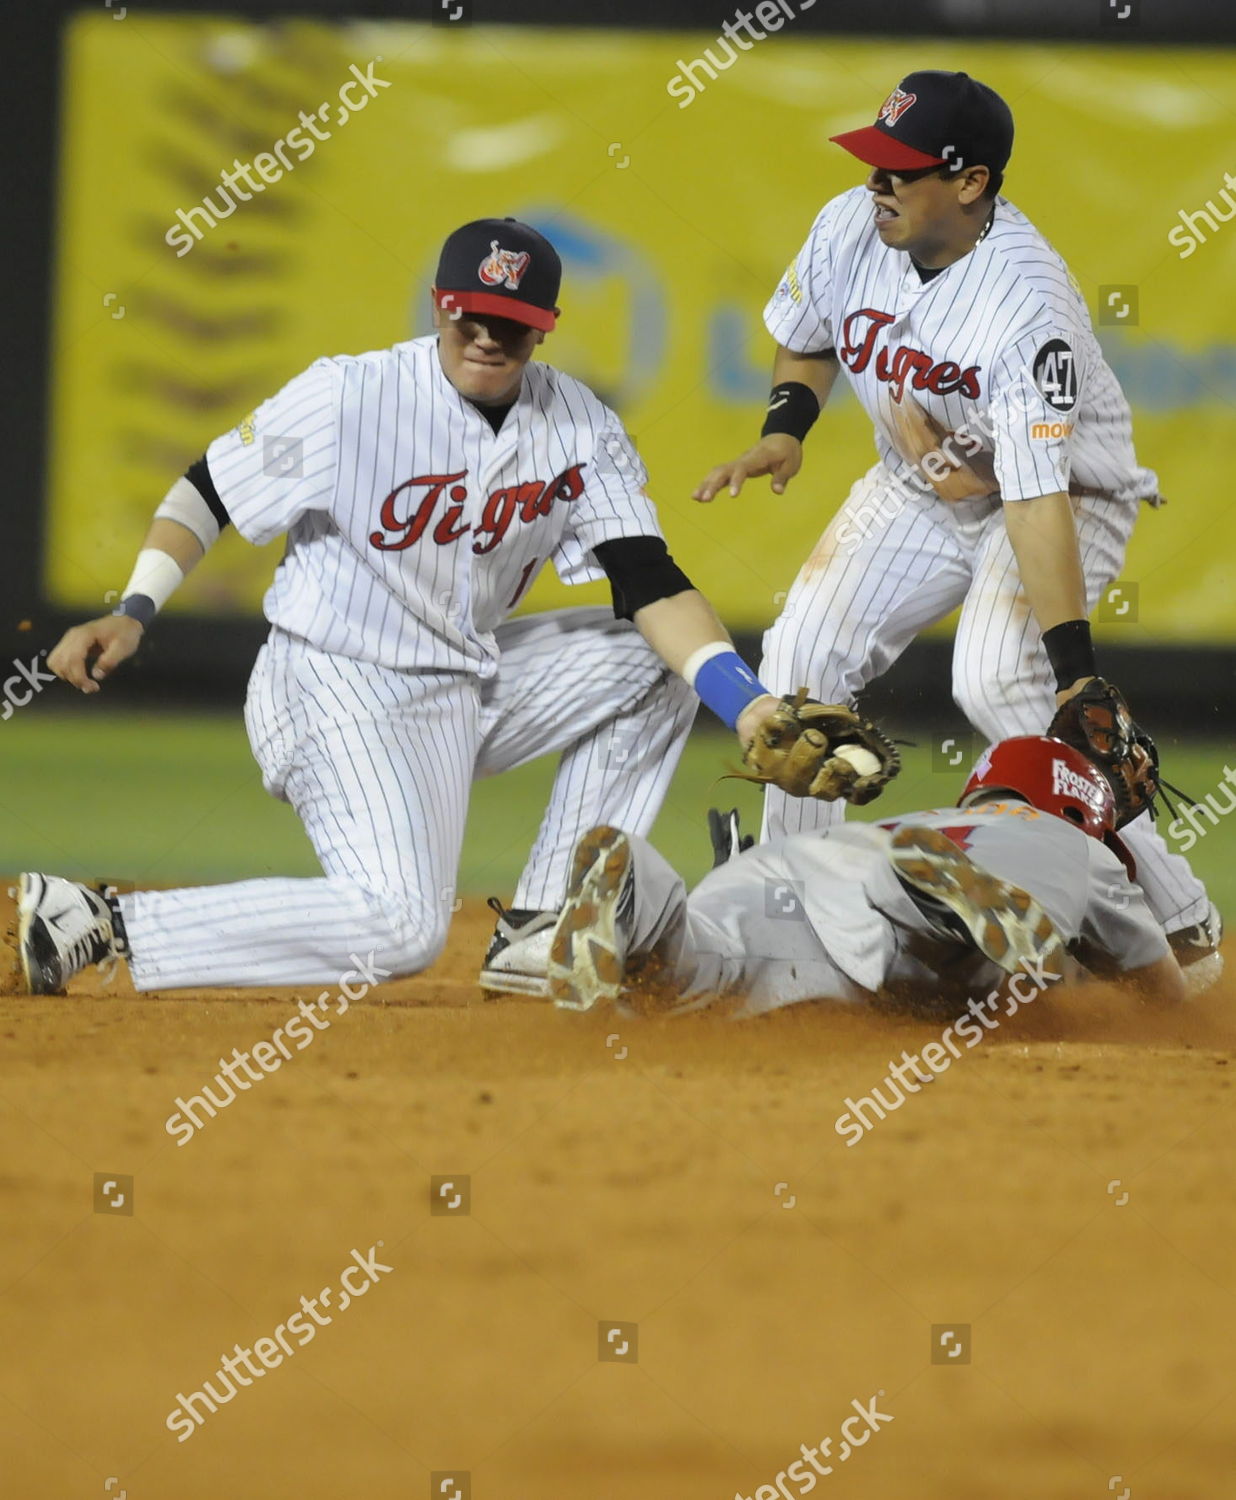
[741,690,901,804]
[1046,677,1160,829]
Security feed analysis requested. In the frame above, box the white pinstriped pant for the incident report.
[122,608,696,989]
[760,463,1209,933]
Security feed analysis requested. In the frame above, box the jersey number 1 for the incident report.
[506,557,540,609]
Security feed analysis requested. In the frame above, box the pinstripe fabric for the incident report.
[118,334,697,990]
[765,187,1161,505]
[759,465,1208,930]
[761,465,979,845]
[204,338,662,674]
[476,607,696,910]
[755,185,1206,932]
[952,496,1208,930]
[122,611,694,990]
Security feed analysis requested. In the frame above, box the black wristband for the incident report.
[760,381,820,443]
[112,593,157,629]
[1042,619,1097,691]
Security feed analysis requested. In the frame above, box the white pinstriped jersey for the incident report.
[765,186,1160,505]
[205,336,661,674]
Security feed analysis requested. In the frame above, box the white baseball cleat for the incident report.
[1168,901,1224,997]
[479,901,557,999]
[547,825,635,1013]
[888,826,1066,982]
[17,873,117,995]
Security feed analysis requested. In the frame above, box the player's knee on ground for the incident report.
[357,886,454,977]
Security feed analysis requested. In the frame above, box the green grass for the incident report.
[1,711,1231,913]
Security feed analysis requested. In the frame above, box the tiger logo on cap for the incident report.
[478,242,531,290]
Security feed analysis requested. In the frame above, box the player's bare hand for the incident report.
[48,615,144,694]
[735,693,781,751]
[693,435,803,502]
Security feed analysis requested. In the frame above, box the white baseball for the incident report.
[834,743,882,778]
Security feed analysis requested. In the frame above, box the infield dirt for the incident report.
[1,893,1233,1498]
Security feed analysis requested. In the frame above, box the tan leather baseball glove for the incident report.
[741,690,901,804]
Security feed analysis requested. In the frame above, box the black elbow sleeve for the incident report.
[592,536,695,619]
[185,455,232,533]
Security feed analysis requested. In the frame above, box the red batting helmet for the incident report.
[959,736,1135,877]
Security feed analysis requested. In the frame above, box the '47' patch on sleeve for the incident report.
[1032,339,1078,412]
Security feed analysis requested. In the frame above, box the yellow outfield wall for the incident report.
[47,17,1236,641]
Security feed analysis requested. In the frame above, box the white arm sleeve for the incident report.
[153,474,223,551]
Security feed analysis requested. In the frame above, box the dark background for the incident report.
[6,0,1232,725]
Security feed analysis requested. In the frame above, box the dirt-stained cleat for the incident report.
[1168,901,1224,997]
[888,826,1066,982]
[479,901,557,999]
[18,873,117,995]
[548,826,634,1013]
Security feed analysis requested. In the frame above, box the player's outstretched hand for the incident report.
[693,434,803,502]
[48,614,145,695]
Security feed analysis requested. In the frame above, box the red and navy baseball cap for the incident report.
[830,71,1014,177]
[433,217,561,332]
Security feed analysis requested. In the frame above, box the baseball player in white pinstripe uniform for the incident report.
[19,219,812,998]
[695,70,1221,985]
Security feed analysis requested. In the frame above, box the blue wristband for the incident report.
[693,651,769,730]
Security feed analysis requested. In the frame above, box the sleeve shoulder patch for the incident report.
[1031,338,1079,413]
[773,262,803,307]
